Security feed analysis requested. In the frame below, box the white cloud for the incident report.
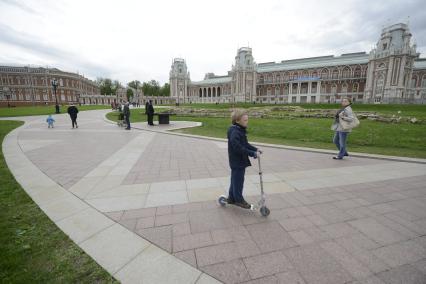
[0,0,425,84]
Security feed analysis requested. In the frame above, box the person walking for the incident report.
[67,103,79,129]
[226,109,262,209]
[123,101,131,130]
[46,114,55,128]
[331,98,358,160]
[147,100,155,126]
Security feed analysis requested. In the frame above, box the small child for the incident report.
[46,114,55,128]
[226,109,261,209]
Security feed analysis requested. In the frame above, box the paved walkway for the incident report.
[3,109,426,284]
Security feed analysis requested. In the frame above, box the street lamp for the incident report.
[52,79,59,113]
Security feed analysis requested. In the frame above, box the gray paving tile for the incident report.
[200,259,251,284]
[320,240,373,280]
[284,244,353,284]
[275,271,306,284]
[373,239,426,268]
[321,222,360,238]
[174,249,197,267]
[173,232,213,252]
[155,212,188,227]
[136,225,172,253]
[349,217,408,246]
[195,242,241,267]
[246,221,298,253]
[241,275,278,284]
[335,236,389,274]
[279,217,315,231]
[377,264,426,284]
[243,251,293,279]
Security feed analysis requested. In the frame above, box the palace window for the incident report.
[341,83,348,93]
[422,76,426,88]
[275,87,280,96]
[332,69,339,79]
[352,83,359,92]
[331,84,337,94]
[411,77,417,88]
[320,69,329,79]
[342,67,351,78]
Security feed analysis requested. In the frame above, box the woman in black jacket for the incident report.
[226,109,261,209]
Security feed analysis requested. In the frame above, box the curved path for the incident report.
[3,109,426,284]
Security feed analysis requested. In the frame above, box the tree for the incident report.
[97,78,122,96]
[128,80,141,90]
[160,83,170,96]
[126,88,134,101]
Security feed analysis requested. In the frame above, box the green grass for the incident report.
[106,108,426,158]
[0,105,110,117]
[0,121,117,283]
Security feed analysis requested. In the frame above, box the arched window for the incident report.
[199,88,202,97]
[321,84,327,94]
[342,66,351,78]
[332,69,339,79]
[275,87,280,96]
[267,88,271,96]
[208,88,211,97]
[320,69,329,79]
[411,76,418,88]
[331,84,337,94]
[422,76,426,88]
[341,83,348,93]
[284,84,289,95]
[376,75,385,93]
[354,66,362,78]
[283,72,289,81]
[217,87,221,96]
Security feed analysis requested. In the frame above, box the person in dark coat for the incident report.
[145,101,149,114]
[123,102,131,130]
[226,109,261,209]
[67,104,79,129]
[147,100,155,126]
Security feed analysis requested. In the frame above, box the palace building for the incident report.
[0,65,117,107]
[170,23,426,104]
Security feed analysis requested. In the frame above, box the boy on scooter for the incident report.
[226,109,262,209]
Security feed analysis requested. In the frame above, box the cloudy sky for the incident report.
[0,0,425,85]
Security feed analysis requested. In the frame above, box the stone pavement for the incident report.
[3,109,426,284]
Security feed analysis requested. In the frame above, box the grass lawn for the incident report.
[106,108,426,158]
[0,105,110,117]
[0,121,117,283]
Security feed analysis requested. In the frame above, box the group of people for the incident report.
[46,104,79,129]
[226,97,358,209]
[119,100,155,130]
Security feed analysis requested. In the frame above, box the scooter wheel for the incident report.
[260,206,270,217]
[218,195,227,206]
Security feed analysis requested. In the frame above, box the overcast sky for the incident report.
[0,0,425,85]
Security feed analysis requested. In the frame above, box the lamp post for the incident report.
[52,79,59,113]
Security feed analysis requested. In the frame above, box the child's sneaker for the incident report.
[235,200,251,209]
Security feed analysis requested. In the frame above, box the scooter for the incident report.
[218,154,270,217]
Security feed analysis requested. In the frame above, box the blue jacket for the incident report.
[227,123,257,169]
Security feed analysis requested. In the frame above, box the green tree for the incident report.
[97,78,122,96]
[160,83,170,96]
[127,80,141,90]
[126,88,134,101]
